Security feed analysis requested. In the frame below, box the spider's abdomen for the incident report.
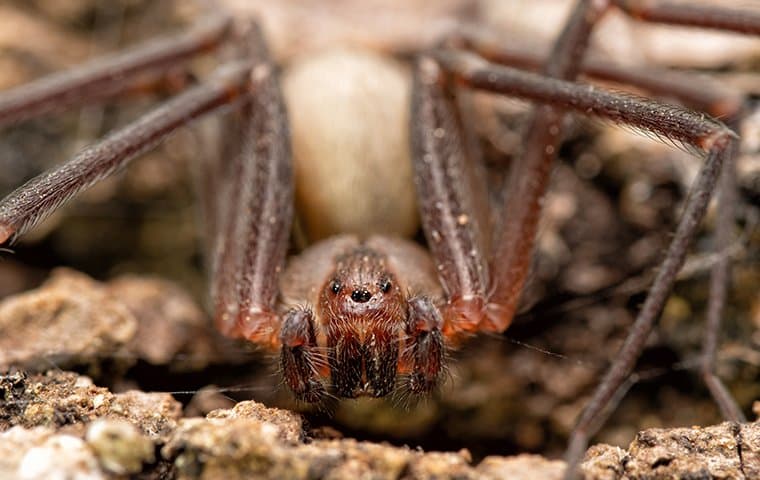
[283,50,419,242]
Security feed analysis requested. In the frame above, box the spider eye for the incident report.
[379,279,392,293]
[330,279,342,294]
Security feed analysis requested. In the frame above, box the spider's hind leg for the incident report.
[0,14,232,128]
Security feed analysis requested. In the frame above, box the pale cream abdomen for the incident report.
[282,49,419,242]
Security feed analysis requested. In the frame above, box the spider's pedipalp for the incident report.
[403,296,444,395]
[280,307,328,403]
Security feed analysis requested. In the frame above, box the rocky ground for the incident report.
[1,369,759,479]
[0,1,759,479]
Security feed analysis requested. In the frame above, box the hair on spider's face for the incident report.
[278,236,445,405]
[318,247,406,398]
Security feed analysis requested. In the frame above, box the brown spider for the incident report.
[0,0,758,477]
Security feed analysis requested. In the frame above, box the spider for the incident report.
[0,0,758,477]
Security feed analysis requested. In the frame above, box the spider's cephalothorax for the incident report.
[278,236,444,402]
[321,247,405,398]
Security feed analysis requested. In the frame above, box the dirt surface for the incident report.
[2,370,759,479]
[0,1,759,479]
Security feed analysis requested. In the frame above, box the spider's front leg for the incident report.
[207,27,339,401]
[409,1,607,339]
[409,56,493,339]
[207,26,292,347]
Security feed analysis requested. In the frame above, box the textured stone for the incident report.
[2,370,760,479]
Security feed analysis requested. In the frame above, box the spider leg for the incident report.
[0,61,254,245]
[409,56,490,338]
[604,0,759,428]
[0,14,232,128]
[207,25,292,347]
[409,0,606,336]
[411,0,605,339]
[613,0,760,34]
[448,25,744,119]
[702,133,745,422]
[541,1,757,473]
[483,0,608,331]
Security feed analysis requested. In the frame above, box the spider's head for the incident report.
[318,247,406,398]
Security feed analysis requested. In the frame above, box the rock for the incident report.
[163,400,760,479]
[624,422,759,479]
[206,400,303,444]
[0,370,182,441]
[0,269,137,372]
[108,389,183,441]
[164,420,412,480]
[106,275,221,369]
[2,369,760,479]
[405,450,474,479]
[476,455,565,480]
[85,419,155,475]
[0,422,156,479]
[578,445,626,480]
[11,429,103,480]
[0,427,57,479]
[0,269,228,372]
[581,421,760,479]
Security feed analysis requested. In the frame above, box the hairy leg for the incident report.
[447,24,744,118]
[614,0,760,34]
[0,14,231,127]
[207,25,292,347]
[481,0,608,331]
[437,44,740,472]
[0,61,253,245]
[409,56,490,338]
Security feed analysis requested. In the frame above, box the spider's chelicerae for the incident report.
[0,0,758,476]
